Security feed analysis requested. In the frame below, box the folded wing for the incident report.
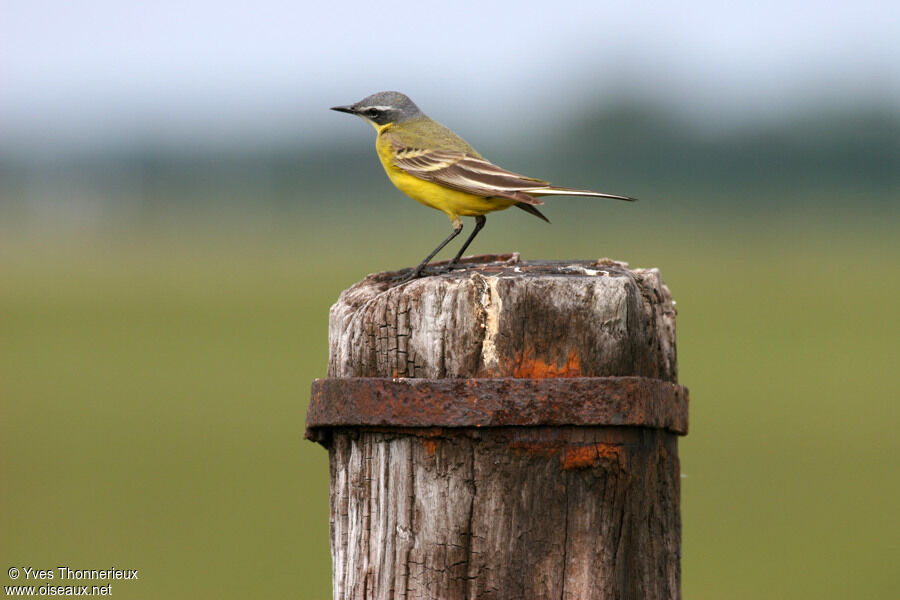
[391,141,636,204]
[391,145,546,205]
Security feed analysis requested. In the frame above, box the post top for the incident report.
[328,254,678,382]
[356,253,643,289]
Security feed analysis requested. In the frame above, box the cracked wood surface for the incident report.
[323,257,683,599]
[330,428,680,599]
[328,257,677,381]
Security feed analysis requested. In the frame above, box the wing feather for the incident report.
[390,140,637,204]
[392,144,547,205]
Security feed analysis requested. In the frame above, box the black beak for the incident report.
[330,105,356,115]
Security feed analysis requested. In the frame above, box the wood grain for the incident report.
[328,259,677,382]
[319,258,684,599]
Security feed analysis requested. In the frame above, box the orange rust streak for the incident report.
[511,347,582,378]
[423,439,438,455]
[562,443,623,470]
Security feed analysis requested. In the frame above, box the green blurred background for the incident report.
[2,2,898,598]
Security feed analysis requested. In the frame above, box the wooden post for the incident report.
[306,255,688,600]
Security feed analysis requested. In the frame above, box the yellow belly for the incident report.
[386,167,515,219]
[375,133,515,222]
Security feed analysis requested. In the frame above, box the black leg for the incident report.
[445,215,486,271]
[395,222,464,283]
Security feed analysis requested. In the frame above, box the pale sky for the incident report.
[2,0,898,155]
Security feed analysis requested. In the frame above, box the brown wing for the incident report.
[391,143,548,206]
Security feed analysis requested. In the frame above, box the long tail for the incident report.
[526,186,637,202]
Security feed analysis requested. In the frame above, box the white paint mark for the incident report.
[479,276,502,371]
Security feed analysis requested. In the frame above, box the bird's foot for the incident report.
[390,262,469,286]
[391,270,422,286]
[391,264,435,285]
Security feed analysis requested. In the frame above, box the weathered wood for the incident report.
[328,256,677,381]
[317,256,684,600]
[330,427,680,599]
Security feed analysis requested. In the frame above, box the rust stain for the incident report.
[511,347,582,378]
[423,439,438,455]
[306,377,690,438]
[562,443,623,470]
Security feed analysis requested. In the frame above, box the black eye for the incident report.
[366,108,379,117]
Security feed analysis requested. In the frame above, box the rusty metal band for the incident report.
[306,377,688,436]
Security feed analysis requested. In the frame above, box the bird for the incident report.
[330,91,635,282]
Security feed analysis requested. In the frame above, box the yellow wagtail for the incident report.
[331,91,635,281]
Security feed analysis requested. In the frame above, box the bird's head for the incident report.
[330,91,424,128]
